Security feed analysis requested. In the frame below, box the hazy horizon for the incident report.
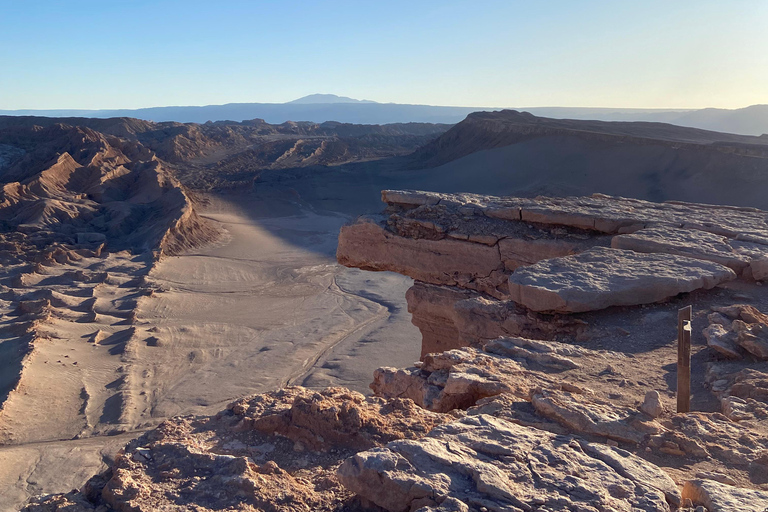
[2,92,765,113]
[2,0,766,111]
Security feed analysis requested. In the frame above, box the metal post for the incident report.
[677,305,692,413]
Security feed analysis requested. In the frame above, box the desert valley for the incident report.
[0,103,764,512]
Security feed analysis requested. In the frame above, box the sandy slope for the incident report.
[0,192,420,511]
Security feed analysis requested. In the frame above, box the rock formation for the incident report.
[24,337,768,511]
[338,189,768,353]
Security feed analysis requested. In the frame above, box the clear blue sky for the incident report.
[1,0,766,109]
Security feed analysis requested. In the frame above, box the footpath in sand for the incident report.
[0,192,420,511]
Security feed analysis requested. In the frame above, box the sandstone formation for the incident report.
[338,414,677,512]
[24,387,446,512]
[702,304,768,360]
[0,122,217,256]
[683,479,768,512]
[338,189,766,353]
[405,281,587,357]
[24,328,768,511]
[508,248,735,313]
[611,226,752,273]
[0,120,223,450]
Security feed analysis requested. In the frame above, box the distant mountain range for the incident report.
[2,94,767,136]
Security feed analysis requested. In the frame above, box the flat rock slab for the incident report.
[508,247,736,313]
[611,226,751,272]
[683,479,768,512]
[382,190,768,240]
[338,414,677,512]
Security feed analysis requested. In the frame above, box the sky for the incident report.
[1,0,766,110]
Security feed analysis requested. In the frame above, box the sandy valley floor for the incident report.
[0,191,420,511]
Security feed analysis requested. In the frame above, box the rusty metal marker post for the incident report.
[677,305,692,413]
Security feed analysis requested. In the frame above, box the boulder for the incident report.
[371,346,554,413]
[640,390,665,418]
[732,320,768,359]
[702,324,742,359]
[508,247,736,313]
[751,256,768,280]
[370,338,600,413]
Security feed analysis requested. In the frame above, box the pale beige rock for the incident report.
[640,390,665,418]
[702,324,742,359]
[712,303,768,324]
[705,364,768,420]
[405,281,588,357]
[508,247,736,313]
[371,347,553,413]
[732,320,768,359]
[683,479,768,512]
[580,441,681,506]
[382,190,442,206]
[498,235,594,270]
[707,312,732,326]
[751,256,768,280]
[483,336,584,370]
[648,412,768,466]
[338,414,675,512]
[611,226,750,272]
[381,190,768,241]
[405,282,478,357]
[531,387,661,444]
[337,217,508,298]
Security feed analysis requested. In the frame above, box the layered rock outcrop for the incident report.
[338,190,768,353]
[26,337,768,511]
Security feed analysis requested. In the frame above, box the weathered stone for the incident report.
[406,281,588,358]
[405,282,478,357]
[531,387,661,444]
[702,324,742,359]
[649,412,768,466]
[751,256,768,280]
[640,390,665,418]
[683,479,768,512]
[483,336,584,370]
[338,414,674,512]
[381,190,768,242]
[732,320,768,359]
[230,387,446,451]
[711,304,768,325]
[382,189,443,206]
[580,442,681,506]
[498,235,596,271]
[611,226,751,272]
[706,364,768,420]
[371,346,555,413]
[707,312,732,326]
[508,247,736,313]
[337,216,508,298]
